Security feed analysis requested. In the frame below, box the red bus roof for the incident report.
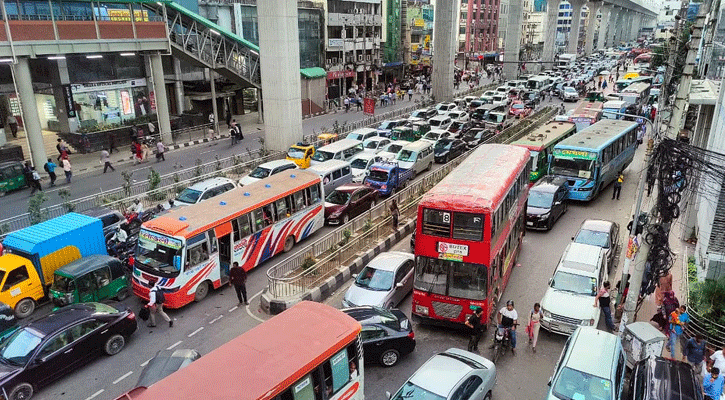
[128,301,361,400]
[572,101,604,118]
[419,144,529,213]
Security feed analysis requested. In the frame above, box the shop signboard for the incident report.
[61,85,76,118]
[327,70,356,80]
[71,78,147,94]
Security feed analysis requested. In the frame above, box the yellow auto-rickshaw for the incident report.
[286,143,315,169]
[317,132,339,146]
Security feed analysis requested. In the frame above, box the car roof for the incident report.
[29,303,115,336]
[307,159,351,173]
[136,349,202,388]
[367,251,414,270]
[333,184,368,193]
[185,177,235,190]
[430,115,451,121]
[560,243,605,273]
[256,159,296,169]
[349,127,377,135]
[531,176,568,193]
[565,327,620,380]
[580,219,614,233]
[352,152,379,160]
[639,357,701,400]
[409,352,475,397]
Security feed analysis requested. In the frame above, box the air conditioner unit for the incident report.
[332,57,338,64]
[366,55,371,61]
[358,54,364,62]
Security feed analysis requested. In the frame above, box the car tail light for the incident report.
[408,330,415,340]
[127,311,136,320]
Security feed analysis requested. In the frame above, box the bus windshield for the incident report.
[136,231,183,274]
[415,257,487,300]
[551,157,595,179]
[529,151,540,172]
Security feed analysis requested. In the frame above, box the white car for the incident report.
[421,129,451,145]
[378,140,409,161]
[435,102,459,115]
[562,86,579,102]
[492,94,510,108]
[238,159,297,186]
[342,251,415,308]
[349,153,382,183]
[447,110,469,121]
[495,85,509,94]
[362,137,391,154]
[428,115,453,131]
[175,177,237,206]
[480,90,496,104]
[346,127,378,142]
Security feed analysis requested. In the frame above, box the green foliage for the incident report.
[363,219,372,232]
[146,168,166,202]
[100,194,123,205]
[339,229,353,246]
[58,189,75,212]
[120,171,133,198]
[28,193,48,225]
[690,276,725,328]
[302,256,316,272]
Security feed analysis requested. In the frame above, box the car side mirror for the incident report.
[396,282,404,288]
[554,201,561,206]
[571,236,575,241]
[548,278,553,286]
[386,392,392,399]
[548,377,553,387]
[352,274,358,279]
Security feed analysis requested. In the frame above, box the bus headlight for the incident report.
[415,305,429,316]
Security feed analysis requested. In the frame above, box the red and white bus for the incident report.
[569,101,603,132]
[412,144,530,329]
[118,301,364,400]
[132,170,324,308]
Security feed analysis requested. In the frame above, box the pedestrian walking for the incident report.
[465,307,484,352]
[56,138,69,161]
[155,140,166,161]
[61,156,72,184]
[408,88,413,101]
[147,122,156,138]
[684,334,707,375]
[709,345,725,376]
[6,115,18,138]
[390,199,399,230]
[43,158,57,187]
[356,96,363,111]
[22,161,33,189]
[703,368,724,400]
[108,132,117,153]
[612,172,623,200]
[229,261,248,305]
[225,110,232,128]
[344,97,350,113]
[669,305,689,358]
[526,303,543,352]
[141,141,150,161]
[100,148,115,173]
[594,281,617,332]
[146,280,173,328]
[29,166,42,194]
[234,120,243,140]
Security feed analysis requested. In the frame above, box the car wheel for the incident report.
[380,348,400,367]
[444,155,449,164]
[194,281,209,302]
[14,298,35,319]
[8,383,33,400]
[483,391,492,400]
[283,235,295,253]
[104,334,125,356]
[115,287,130,301]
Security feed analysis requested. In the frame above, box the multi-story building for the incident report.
[407,1,434,74]
[521,0,545,60]
[459,0,501,62]
[554,1,587,51]
[382,0,406,83]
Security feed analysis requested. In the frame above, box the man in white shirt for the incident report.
[109,227,128,256]
[147,280,173,328]
[709,345,725,375]
[498,300,519,354]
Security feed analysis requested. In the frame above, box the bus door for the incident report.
[215,223,232,283]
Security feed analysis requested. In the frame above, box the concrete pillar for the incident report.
[173,58,185,114]
[542,0,560,67]
[503,0,523,79]
[568,0,585,54]
[209,69,219,135]
[584,3,600,55]
[432,0,458,102]
[50,58,78,134]
[258,0,302,152]
[150,53,173,144]
[12,58,46,168]
[597,5,610,50]
[609,8,621,47]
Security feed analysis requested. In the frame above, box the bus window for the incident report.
[252,208,265,232]
[324,348,351,394]
[422,208,451,237]
[293,191,305,211]
[207,230,217,253]
[452,213,484,241]
[310,184,321,203]
[262,205,274,226]
[187,242,209,268]
[236,213,252,239]
[276,198,290,219]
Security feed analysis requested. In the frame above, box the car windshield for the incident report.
[528,190,555,208]
[51,275,74,293]
[385,144,403,154]
[350,158,370,169]
[355,266,394,291]
[551,157,595,179]
[0,328,43,366]
[565,87,577,93]
[550,271,597,296]
[311,150,334,162]
[249,167,271,179]
[287,148,306,158]
[397,150,417,162]
[136,230,183,274]
[512,103,524,109]
[553,367,612,400]
[176,188,202,204]
[378,122,393,129]
[390,381,446,400]
[347,134,363,141]
[326,190,351,205]
[411,111,425,118]
[364,141,379,149]
[435,140,452,151]
[423,132,440,141]
[574,229,610,248]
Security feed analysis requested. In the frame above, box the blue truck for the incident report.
[363,161,414,196]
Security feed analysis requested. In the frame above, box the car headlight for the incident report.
[415,305,429,316]
[330,211,342,218]
[543,309,552,318]
[580,318,595,326]
[539,212,551,220]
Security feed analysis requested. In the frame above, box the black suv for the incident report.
[629,356,703,400]
[342,306,415,367]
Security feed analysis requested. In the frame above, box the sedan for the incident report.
[388,348,496,400]
[572,219,620,275]
[462,128,495,149]
[376,120,406,137]
[421,129,451,144]
[135,349,201,390]
[378,140,408,161]
[409,108,438,121]
[342,251,415,309]
[508,101,532,118]
[363,137,391,154]
[0,302,137,400]
[526,176,569,230]
[324,184,379,225]
[447,120,472,137]
[447,110,469,121]
[434,138,467,164]
[562,86,579,102]
[435,102,459,115]
[349,153,381,183]
[342,306,415,367]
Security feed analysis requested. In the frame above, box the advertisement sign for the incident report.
[120,90,132,115]
[363,98,375,115]
[71,78,147,93]
[553,148,597,160]
[327,70,356,80]
[625,236,640,260]
[139,230,182,250]
[328,38,344,48]
[61,84,76,118]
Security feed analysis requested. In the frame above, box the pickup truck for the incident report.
[0,212,107,317]
[363,161,414,196]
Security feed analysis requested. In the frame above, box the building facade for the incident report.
[459,0,501,56]
[407,0,434,74]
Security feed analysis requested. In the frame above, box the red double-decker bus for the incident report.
[412,144,531,329]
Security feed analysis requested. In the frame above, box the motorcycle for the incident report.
[491,323,518,363]
[123,209,155,234]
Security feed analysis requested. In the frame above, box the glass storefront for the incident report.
[71,79,152,130]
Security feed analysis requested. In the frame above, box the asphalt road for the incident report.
[26,95,607,400]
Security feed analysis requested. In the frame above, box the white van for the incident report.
[310,139,364,166]
[307,160,353,195]
[539,242,607,335]
[395,140,434,177]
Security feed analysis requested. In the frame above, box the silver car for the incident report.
[387,348,496,400]
[343,251,414,309]
[572,219,620,275]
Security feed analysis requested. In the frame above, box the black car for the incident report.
[342,306,415,367]
[434,138,467,163]
[526,175,568,230]
[462,128,495,149]
[523,90,540,108]
[0,302,137,400]
[135,349,201,389]
[629,356,703,400]
[447,120,472,136]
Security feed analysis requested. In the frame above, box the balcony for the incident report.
[328,13,382,26]
[327,37,380,51]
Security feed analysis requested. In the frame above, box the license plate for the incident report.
[526,221,533,226]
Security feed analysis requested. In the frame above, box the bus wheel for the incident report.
[283,236,295,253]
[194,281,210,302]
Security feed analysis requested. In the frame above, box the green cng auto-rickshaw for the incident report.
[412,121,430,139]
[50,255,129,307]
[0,161,27,196]
[390,126,417,142]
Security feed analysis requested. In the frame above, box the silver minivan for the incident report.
[307,160,353,194]
[310,139,364,166]
[395,140,434,177]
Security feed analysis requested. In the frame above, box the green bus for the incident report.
[512,121,577,182]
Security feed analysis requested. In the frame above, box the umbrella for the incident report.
[599,70,611,76]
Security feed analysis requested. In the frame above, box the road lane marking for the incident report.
[113,371,134,385]
[140,358,152,367]
[228,306,238,312]
[166,340,183,350]
[85,389,104,400]
[246,290,265,323]
[209,315,223,324]
[188,327,204,337]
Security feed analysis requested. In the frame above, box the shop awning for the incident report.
[300,67,327,79]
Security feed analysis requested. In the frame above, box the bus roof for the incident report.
[572,101,604,117]
[511,121,576,151]
[143,170,320,238]
[419,144,529,212]
[556,119,639,151]
[621,81,651,93]
[129,301,361,400]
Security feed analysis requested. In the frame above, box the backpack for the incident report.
[153,287,165,305]
[43,163,49,173]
